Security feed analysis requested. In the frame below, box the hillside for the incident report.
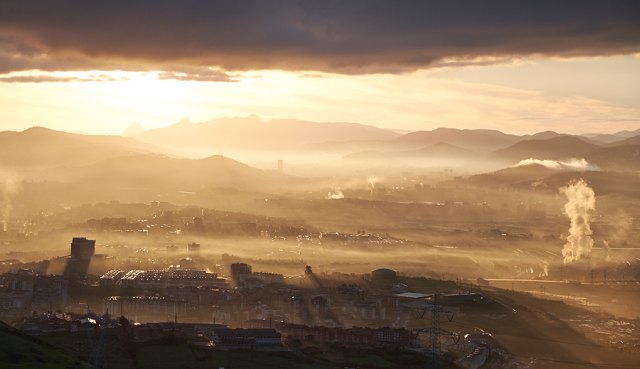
[515,170,640,197]
[586,144,640,171]
[492,136,600,162]
[583,129,640,145]
[607,134,640,147]
[612,128,640,139]
[132,115,400,153]
[391,127,522,152]
[466,164,557,186]
[308,128,568,157]
[0,127,158,173]
[64,154,303,193]
[0,320,87,369]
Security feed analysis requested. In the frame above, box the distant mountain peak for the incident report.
[431,127,458,132]
[613,128,640,138]
[133,115,399,152]
[121,122,146,136]
[529,130,562,140]
[23,126,55,133]
[176,117,192,125]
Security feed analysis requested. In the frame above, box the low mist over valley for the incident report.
[1,2,640,368]
[2,117,640,368]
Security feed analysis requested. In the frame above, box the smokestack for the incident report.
[560,179,596,264]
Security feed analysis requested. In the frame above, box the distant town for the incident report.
[0,232,514,368]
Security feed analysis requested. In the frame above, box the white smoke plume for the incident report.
[326,188,345,199]
[560,179,596,264]
[367,176,381,196]
[539,263,549,278]
[0,170,21,232]
[516,158,599,171]
[602,240,611,263]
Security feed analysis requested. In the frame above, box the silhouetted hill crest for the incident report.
[492,136,600,162]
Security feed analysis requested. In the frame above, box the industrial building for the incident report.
[63,237,96,280]
[104,295,188,319]
[103,269,227,289]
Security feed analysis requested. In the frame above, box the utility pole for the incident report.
[88,326,106,369]
[413,304,458,369]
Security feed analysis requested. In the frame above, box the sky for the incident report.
[0,0,639,135]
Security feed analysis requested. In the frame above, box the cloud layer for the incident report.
[1,0,639,78]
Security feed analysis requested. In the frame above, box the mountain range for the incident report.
[1,118,638,190]
[127,115,400,156]
[0,126,298,198]
[119,116,640,170]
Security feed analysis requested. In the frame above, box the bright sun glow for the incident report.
[0,57,639,135]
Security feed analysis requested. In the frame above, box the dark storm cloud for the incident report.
[0,0,638,77]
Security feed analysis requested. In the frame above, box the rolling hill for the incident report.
[344,142,481,162]
[132,115,401,154]
[516,170,640,197]
[64,154,302,193]
[0,320,87,369]
[491,136,601,162]
[9,154,304,211]
[606,134,640,147]
[586,144,640,171]
[304,128,567,156]
[463,159,639,197]
[583,129,640,145]
[611,128,640,139]
[466,164,558,186]
[0,127,158,173]
[390,128,523,152]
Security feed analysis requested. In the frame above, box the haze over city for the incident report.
[0,1,639,369]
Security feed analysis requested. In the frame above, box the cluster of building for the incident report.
[0,235,499,366]
[1,237,490,331]
[0,269,68,320]
[319,232,403,246]
[20,312,115,335]
[274,323,415,347]
[98,262,487,328]
[229,262,285,286]
[124,322,284,350]
[76,205,312,239]
[0,237,97,320]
